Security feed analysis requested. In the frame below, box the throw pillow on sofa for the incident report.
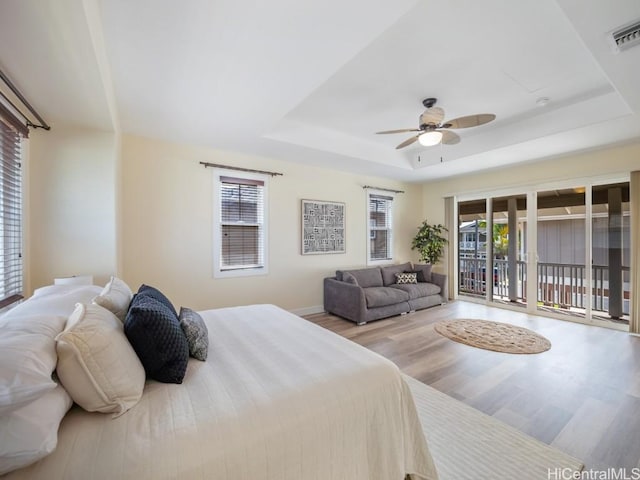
[395,272,418,284]
[412,264,433,283]
[342,272,358,285]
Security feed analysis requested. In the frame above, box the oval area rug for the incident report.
[434,319,551,354]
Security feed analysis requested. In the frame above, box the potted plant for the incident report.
[411,220,449,264]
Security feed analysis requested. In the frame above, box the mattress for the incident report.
[7,304,438,480]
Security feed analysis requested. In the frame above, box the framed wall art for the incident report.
[301,199,345,255]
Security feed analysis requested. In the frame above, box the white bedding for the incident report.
[7,304,438,480]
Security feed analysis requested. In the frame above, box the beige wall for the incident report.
[24,128,639,312]
[120,134,423,312]
[27,126,117,292]
[421,142,640,225]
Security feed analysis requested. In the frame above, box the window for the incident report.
[368,192,393,262]
[213,171,268,277]
[0,112,24,308]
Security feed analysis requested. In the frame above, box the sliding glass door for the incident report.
[457,195,528,309]
[456,179,631,328]
[536,187,587,318]
[491,194,527,309]
[591,182,630,322]
[458,199,487,298]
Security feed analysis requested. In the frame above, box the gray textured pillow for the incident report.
[178,307,209,361]
[342,272,358,285]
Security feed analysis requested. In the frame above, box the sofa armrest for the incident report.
[323,277,367,325]
[431,272,448,303]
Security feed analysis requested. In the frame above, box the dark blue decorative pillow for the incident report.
[124,295,189,384]
[179,307,209,361]
[410,264,433,283]
[137,284,178,319]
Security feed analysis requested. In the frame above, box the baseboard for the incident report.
[289,305,325,316]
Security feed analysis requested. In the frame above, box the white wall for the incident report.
[120,134,424,313]
[27,126,117,292]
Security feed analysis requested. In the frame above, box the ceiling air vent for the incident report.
[608,19,640,53]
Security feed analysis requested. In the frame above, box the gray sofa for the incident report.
[323,262,447,325]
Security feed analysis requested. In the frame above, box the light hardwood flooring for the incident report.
[305,301,640,470]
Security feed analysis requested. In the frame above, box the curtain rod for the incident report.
[0,68,50,131]
[200,162,283,177]
[362,185,404,194]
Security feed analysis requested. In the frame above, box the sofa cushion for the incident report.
[389,282,441,300]
[412,264,433,283]
[395,272,418,284]
[364,287,410,308]
[339,268,383,288]
[380,262,412,286]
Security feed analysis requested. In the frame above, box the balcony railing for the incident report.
[459,241,487,251]
[459,258,527,300]
[458,258,630,318]
[538,263,630,316]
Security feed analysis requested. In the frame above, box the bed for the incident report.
[1,284,438,480]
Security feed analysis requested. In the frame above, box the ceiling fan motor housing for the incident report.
[422,97,437,108]
[419,111,443,130]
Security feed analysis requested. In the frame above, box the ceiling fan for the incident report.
[376,98,496,149]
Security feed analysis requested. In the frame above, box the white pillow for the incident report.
[2,285,103,323]
[56,303,145,417]
[92,276,133,321]
[0,314,67,415]
[0,285,105,415]
[0,383,72,475]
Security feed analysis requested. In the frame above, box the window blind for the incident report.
[219,176,264,270]
[369,194,393,261]
[0,116,23,308]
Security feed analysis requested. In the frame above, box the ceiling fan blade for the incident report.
[444,113,496,129]
[396,135,419,149]
[376,128,420,134]
[440,129,461,145]
[419,106,445,126]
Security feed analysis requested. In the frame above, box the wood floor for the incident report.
[305,301,640,470]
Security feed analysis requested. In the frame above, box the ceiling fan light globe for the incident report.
[418,131,443,146]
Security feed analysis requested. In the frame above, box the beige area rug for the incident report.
[405,375,584,479]
[434,318,551,354]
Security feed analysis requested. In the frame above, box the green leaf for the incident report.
[411,220,449,264]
